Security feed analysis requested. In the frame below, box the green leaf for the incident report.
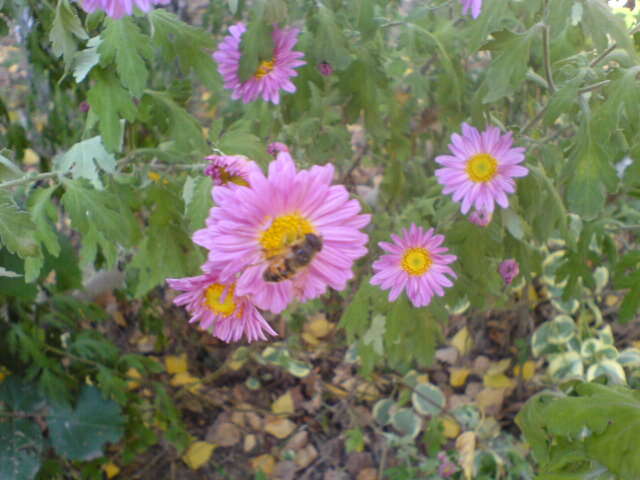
[543,75,583,126]
[49,0,88,68]
[566,128,618,219]
[482,27,538,103]
[0,418,43,480]
[87,69,136,152]
[219,130,269,162]
[73,36,101,83]
[0,377,46,412]
[314,4,351,69]
[264,0,287,24]
[582,0,637,60]
[613,252,640,323]
[391,408,422,439]
[0,191,40,259]
[182,175,213,232]
[148,10,217,89]
[362,314,386,355]
[54,136,116,189]
[339,278,377,340]
[238,2,274,82]
[99,18,151,97]
[48,385,124,461]
[412,383,445,417]
[128,185,201,297]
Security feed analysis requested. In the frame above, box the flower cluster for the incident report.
[79,0,170,19]
[168,151,371,342]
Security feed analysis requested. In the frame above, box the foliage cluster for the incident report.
[0,0,639,478]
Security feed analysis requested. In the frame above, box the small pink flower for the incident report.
[204,155,260,188]
[213,23,306,104]
[79,0,170,19]
[435,123,528,214]
[468,208,492,227]
[194,150,370,314]
[267,142,289,156]
[499,259,520,285]
[318,61,333,76]
[79,101,90,113]
[370,224,457,308]
[167,269,276,343]
[460,0,482,18]
[437,452,459,478]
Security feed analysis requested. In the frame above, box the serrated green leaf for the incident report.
[99,18,151,97]
[50,0,88,67]
[0,190,40,259]
[362,314,385,355]
[87,69,136,152]
[543,75,583,126]
[48,385,124,461]
[315,5,352,70]
[219,130,269,162]
[238,20,274,82]
[183,175,212,232]
[582,0,637,60]
[148,10,217,89]
[482,27,538,103]
[54,136,116,189]
[0,418,43,480]
[0,377,46,412]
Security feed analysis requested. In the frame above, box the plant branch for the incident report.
[578,80,611,94]
[590,24,640,68]
[542,23,556,94]
[0,171,59,189]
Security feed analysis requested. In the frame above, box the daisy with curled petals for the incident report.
[80,0,170,19]
[193,149,370,314]
[370,224,457,308]
[167,268,276,343]
[435,123,528,214]
[460,0,483,18]
[204,154,260,188]
[213,23,306,104]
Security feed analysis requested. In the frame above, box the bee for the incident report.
[263,233,323,282]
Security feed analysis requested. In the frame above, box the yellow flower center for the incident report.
[466,153,498,183]
[219,168,249,187]
[259,213,314,259]
[255,59,275,78]
[204,283,237,317]
[401,248,432,276]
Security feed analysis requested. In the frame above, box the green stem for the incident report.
[0,172,59,190]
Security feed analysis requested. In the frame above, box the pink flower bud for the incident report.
[499,259,519,285]
[79,101,90,113]
[468,208,492,227]
[318,61,333,76]
[267,142,289,156]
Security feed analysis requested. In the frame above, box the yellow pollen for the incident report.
[255,59,275,78]
[204,283,237,317]
[401,248,432,276]
[466,153,498,183]
[259,214,314,258]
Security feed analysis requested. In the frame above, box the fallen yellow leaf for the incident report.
[271,392,295,416]
[165,354,188,375]
[456,431,476,480]
[126,367,142,390]
[476,388,505,414]
[250,454,276,475]
[513,361,536,380]
[264,416,296,439]
[486,358,512,376]
[483,373,516,389]
[182,441,216,470]
[304,314,334,339]
[451,327,473,356]
[170,372,202,393]
[442,416,461,439]
[301,332,321,346]
[450,368,471,388]
[102,462,120,479]
[605,295,619,307]
[22,148,39,166]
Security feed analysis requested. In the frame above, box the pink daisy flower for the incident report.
[435,123,528,214]
[167,269,276,343]
[193,149,370,314]
[204,154,260,188]
[370,224,457,308]
[79,0,170,19]
[213,23,306,104]
[460,0,482,18]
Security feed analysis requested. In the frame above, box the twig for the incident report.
[0,171,59,189]
[577,80,611,95]
[589,24,640,68]
[542,23,556,94]
[521,104,548,135]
